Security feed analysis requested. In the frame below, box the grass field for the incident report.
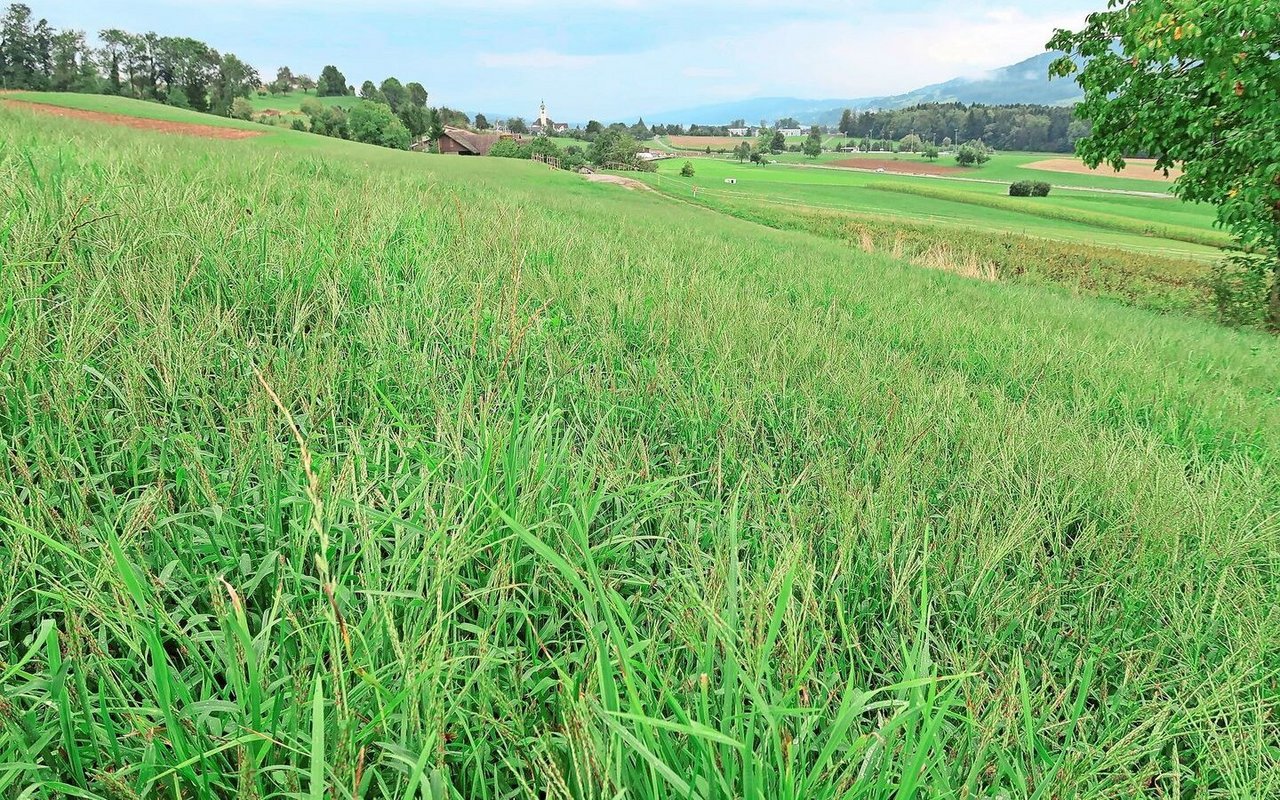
[2,96,1279,799]
[249,91,353,114]
[643,157,1222,259]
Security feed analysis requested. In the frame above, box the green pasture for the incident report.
[1,95,1278,800]
[646,157,1220,258]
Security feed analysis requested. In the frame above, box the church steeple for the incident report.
[539,100,549,128]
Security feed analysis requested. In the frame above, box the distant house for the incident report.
[434,126,504,155]
[777,127,808,138]
[728,127,750,137]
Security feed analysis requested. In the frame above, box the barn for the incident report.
[436,127,502,156]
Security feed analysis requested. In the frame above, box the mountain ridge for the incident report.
[643,52,1081,126]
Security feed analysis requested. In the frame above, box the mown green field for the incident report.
[2,98,1279,799]
[645,157,1222,259]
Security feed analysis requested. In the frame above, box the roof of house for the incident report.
[439,126,502,155]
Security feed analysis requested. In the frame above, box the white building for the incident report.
[530,100,570,136]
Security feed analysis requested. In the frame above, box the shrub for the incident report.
[290,118,307,132]
[680,161,696,177]
[1010,181,1053,197]
[229,98,254,120]
[489,139,531,159]
[166,87,190,109]
[348,101,411,150]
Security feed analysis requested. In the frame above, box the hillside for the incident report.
[2,97,1278,798]
[648,52,1081,125]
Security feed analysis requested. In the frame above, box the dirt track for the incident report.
[1,99,265,140]
[583,173,651,191]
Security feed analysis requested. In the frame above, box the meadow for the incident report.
[1,97,1279,799]
[643,157,1222,260]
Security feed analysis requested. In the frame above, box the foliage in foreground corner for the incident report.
[1049,0,1280,327]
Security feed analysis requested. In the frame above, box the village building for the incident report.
[529,100,570,136]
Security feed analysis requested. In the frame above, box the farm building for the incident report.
[433,127,507,155]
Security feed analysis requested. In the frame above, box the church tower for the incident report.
[539,100,549,129]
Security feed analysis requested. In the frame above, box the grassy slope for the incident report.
[1,103,1279,799]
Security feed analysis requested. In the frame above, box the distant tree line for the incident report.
[836,103,1089,154]
[0,3,260,116]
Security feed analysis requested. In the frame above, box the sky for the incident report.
[39,0,1097,121]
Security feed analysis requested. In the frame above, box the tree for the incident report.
[585,119,603,135]
[273,65,294,94]
[750,151,766,166]
[379,77,406,112]
[348,100,410,149]
[474,113,490,130]
[734,141,752,162]
[588,129,649,171]
[406,81,428,108]
[1049,1,1280,327]
[803,128,823,159]
[899,133,923,153]
[209,53,258,116]
[941,136,952,148]
[508,116,529,134]
[777,117,800,129]
[0,3,37,89]
[317,65,346,97]
[954,141,991,167]
[397,103,430,137]
[359,79,383,103]
[923,144,940,161]
[838,108,854,137]
[770,130,786,153]
[297,74,315,94]
[680,161,696,177]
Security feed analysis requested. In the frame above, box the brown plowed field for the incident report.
[2,99,265,140]
[1024,157,1179,181]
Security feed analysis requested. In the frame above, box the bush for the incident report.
[166,88,190,110]
[680,161,696,177]
[1010,181,1053,197]
[290,118,307,132]
[229,98,254,120]
[348,101,411,150]
[489,139,531,159]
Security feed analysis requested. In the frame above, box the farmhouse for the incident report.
[530,100,570,136]
[433,126,505,155]
[777,126,809,137]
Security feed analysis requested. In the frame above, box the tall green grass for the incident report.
[1,108,1278,799]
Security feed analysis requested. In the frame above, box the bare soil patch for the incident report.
[583,173,651,191]
[829,157,964,176]
[1025,157,1179,181]
[2,99,265,140]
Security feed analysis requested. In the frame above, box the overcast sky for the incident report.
[40,1,1095,120]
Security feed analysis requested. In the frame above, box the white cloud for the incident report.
[476,50,604,70]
